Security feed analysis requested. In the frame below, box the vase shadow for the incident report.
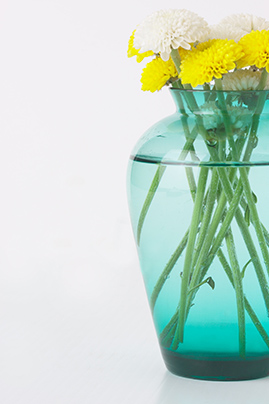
[155,370,269,404]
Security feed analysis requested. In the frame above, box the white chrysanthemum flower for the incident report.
[222,69,269,91]
[208,14,269,42]
[229,106,252,129]
[200,102,223,130]
[220,14,269,33]
[200,101,251,131]
[133,9,209,61]
[208,24,246,42]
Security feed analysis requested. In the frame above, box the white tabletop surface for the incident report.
[2,252,269,403]
[2,254,269,403]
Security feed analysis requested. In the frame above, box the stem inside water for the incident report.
[136,85,269,355]
[172,166,209,347]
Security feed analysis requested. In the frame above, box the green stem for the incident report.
[188,132,243,282]
[137,128,198,246]
[190,139,229,278]
[237,180,269,246]
[150,229,189,311]
[160,311,178,344]
[160,188,269,350]
[217,249,269,349]
[145,92,199,307]
[186,83,269,315]
[215,80,269,278]
[225,228,246,358]
[207,147,269,314]
[159,85,269,350]
[185,167,197,200]
[150,149,202,312]
[186,172,243,315]
[198,94,269,291]
[162,321,177,347]
[191,168,219,270]
[160,159,269,350]
[137,164,166,246]
[158,139,241,319]
[256,69,268,90]
[172,166,209,347]
[239,166,269,276]
[168,94,269,340]
[170,49,181,75]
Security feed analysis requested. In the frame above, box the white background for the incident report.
[0,0,269,403]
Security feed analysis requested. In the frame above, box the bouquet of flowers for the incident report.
[128,10,269,92]
[128,10,269,358]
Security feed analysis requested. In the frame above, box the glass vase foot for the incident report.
[161,347,269,381]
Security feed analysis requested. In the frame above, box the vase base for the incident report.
[161,347,269,381]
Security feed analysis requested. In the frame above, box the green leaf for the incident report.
[252,191,258,204]
[244,205,250,226]
[241,259,252,279]
[188,276,215,294]
[207,276,215,290]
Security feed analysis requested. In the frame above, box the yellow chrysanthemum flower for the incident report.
[127,31,154,63]
[141,57,178,92]
[179,39,244,87]
[237,30,269,71]
[177,46,190,61]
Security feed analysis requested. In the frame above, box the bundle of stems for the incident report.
[136,74,269,357]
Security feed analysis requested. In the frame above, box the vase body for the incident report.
[127,89,269,380]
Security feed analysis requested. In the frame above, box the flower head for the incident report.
[133,9,208,61]
[179,39,244,87]
[140,57,178,92]
[207,25,246,42]
[222,69,269,90]
[237,30,269,72]
[221,14,269,34]
[127,31,154,63]
[200,102,251,131]
[207,14,269,43]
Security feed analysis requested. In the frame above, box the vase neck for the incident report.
[169,88,203,113]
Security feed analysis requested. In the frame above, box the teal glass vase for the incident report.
[127,88,269,381]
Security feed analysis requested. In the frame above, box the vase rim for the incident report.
[169,87,269,93]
